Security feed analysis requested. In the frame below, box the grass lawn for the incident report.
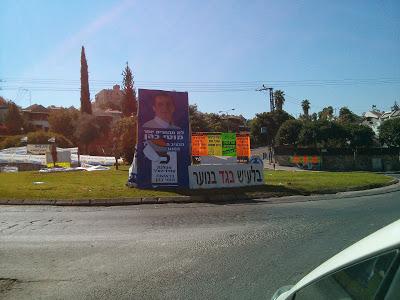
[265,170,393,193]
[0,166,394,201]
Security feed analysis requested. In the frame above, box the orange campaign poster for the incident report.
[236,133,250,159]
[192,133,208,156]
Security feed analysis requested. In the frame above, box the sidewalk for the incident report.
[263,161,306,172]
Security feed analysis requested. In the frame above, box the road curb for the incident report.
[1,178,399,207]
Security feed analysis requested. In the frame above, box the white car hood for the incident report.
[289,219,400,295]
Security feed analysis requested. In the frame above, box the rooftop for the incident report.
[23,104,48,113]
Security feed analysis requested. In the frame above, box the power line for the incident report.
[1,76,397,114]
[2,76,400,88]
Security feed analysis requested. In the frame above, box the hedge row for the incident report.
[0,131,74,149]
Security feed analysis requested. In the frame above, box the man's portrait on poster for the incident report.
[143,93,181,129]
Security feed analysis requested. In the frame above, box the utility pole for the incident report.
[256,84,274,112]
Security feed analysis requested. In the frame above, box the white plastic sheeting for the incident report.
[0,166,19,173]
[0,146,28,155]
[38,164,110,173]
[0,153,46,165]
[75,155,116,166]
[0,146,119,166]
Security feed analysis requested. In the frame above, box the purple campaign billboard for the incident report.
[137,89,190,188]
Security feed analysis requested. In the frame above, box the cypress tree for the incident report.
[80,46,92,114]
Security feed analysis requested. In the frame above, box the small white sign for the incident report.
[27,144,50,155]
[45,150,71,165]
[151,151,178,184]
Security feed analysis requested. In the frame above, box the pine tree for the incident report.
[80,46,92,114]
[121,62,137,117]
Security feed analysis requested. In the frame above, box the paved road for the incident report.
[1,185,400,299]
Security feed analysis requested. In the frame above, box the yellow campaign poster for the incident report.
[192,133,208,156]
[236,134,250,158]
[207,134,222,156]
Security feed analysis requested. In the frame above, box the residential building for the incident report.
[93,109,123,124]
[380,109,400,122]
[362,109,400,136]
[21,104,50,131]
[361,111,382,136]
[94,85,124,111]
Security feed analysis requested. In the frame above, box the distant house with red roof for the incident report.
[21,104,51,131]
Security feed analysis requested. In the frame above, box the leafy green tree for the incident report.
[80,46,92,114]
[298,121,348,148]
[222,115,246,132]
[48,107,79,143]
[337,107,361,124]
[205,113,226,132]
[112,117,136,163]
[5,102,24,134]
[379,118,400,147]
[317,121,348,147]
[298,121,319,147]
[189,104,210,132]
[121,62,137,117]
[301,99,311,119]
[74,113,100,153]
[0,96,8,124]
[345,124,374,148]
[276,119,303,145]
[250,110,294,146]
[188,105,246,133]
[274,90,285,111]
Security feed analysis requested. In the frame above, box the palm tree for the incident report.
[318,106,334,121]
[327,106,334,120]
[274,90,285,111]
[301,99,311,118]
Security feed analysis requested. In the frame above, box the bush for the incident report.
[0,131,74,149]
[48,107,79,143]
[27,131,74,148]
[0,135,23,149]
[112,117,137,163]
[74,113,102,154]
[379,118,400,147]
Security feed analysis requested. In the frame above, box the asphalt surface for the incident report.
[1,179,400,299]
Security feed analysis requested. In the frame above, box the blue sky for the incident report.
[1,0,399,118]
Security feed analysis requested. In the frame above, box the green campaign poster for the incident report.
[221,133,236,156]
